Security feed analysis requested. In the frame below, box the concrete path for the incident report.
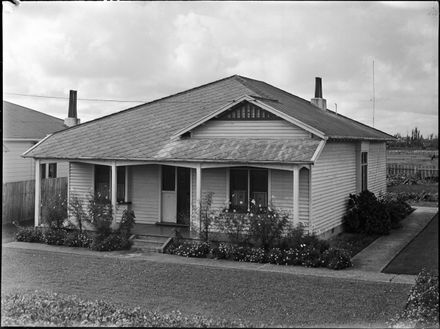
[352,206,438,273]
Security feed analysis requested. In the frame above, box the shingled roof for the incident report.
[3,101,66,140]
[23,75,393,162]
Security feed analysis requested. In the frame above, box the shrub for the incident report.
[389,269,439,328]
[15,227,43,243]
[1,291,253,327]
[43,228,68,245]
[266,248,284,265]
[247,247,267,263]
[283,248,302,266]
[210,243,233,260]
[171,241,211,258]
[343,190,392,235]
[278,223,305,250]
[298,245,322,267]
[118,209,136,239]
[42,193,67,229]
[378,193,413,229]
[67,194,88,232]
[248,206,289,250]
[64,230,94,248]
[90,233,132,251]
[321,248,352,270]
[299,234,330,253]
[215,211,251,246]
[199,192,216,242]
[231,246,250,262]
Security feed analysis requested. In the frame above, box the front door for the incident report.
[161,166,191,224]
[176,167,190,225]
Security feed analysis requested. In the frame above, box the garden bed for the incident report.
[328,232,380,257]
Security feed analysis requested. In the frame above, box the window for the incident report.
[95,165,126,202]
[95,165,110,200]
[230,168,268,212]
[117,167,125,202]
[162,165,176,191]
[361,152,368,191]
[40,164,46,179]
[48,163,57,178]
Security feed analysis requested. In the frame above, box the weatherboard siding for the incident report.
[367,142,387,195]
[3,141,36,183]
[129,165,160,224]
[191,120,311,139]
[271,169,293,218]
[271,168,310,228]
[311,142,357,235]
[299,168,310,225]
[201,168,228,211]
[69,162,94,219]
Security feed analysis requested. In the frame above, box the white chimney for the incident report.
[311,77,327,111]
[64,90,80,127]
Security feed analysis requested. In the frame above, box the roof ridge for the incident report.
[41,74,243,138]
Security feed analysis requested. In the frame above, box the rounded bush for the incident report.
[267,248,284,265]
[321,248,352,270]
[15,227,43,243]
[43,228,68,245]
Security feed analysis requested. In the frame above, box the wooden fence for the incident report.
[387,164,439,179]
[2,177,67,225]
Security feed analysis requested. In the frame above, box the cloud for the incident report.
[3,1,438,135]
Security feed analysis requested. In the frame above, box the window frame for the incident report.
[40,163,46,179]
[361,151,368,191]
[229,168,268,212]
[48,163,57,178]
[94,165,126,202]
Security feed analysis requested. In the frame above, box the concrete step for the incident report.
[133,235,171,253]
[136,235,169,244]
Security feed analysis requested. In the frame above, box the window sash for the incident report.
[230,168,268,211]
[95,165,126,202]
[48,163,57,178]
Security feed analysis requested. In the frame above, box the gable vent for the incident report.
[214,101,281,120]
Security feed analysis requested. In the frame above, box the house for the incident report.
[3,100,70,183]
[23,75,394,239]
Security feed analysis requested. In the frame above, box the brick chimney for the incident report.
[311,77,327,111]
[64,90,80,127]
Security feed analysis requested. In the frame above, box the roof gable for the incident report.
[172,95,326,140]
[3,101,66,140]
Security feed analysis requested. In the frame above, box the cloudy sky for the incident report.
[3,1,438,137]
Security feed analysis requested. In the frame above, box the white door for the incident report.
[161,165,177,223]
[161,191,177,222]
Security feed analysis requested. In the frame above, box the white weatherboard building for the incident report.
[24,75,394,239]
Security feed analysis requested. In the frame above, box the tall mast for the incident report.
[372,60,375,127]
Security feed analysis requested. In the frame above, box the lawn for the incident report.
[1,247,411,327]
[383,213,438,275]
